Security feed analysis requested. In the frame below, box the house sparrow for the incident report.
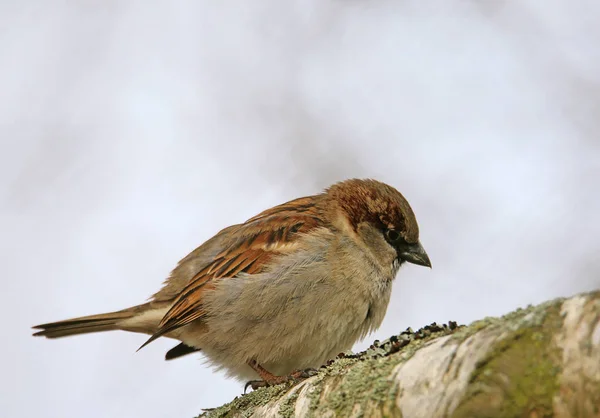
[33,179,430,387]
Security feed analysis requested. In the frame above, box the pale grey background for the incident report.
[2,1,599,417]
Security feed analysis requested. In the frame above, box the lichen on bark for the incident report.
[451,305,563,417]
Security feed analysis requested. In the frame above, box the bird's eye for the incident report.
[385,229,401,243]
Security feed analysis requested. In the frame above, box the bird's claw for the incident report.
[244,368,318,393]
[244,379,267,393]
[290,368,318,380]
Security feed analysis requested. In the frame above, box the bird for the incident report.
[33,178,431,388]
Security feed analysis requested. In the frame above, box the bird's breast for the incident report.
[181,233,395,379]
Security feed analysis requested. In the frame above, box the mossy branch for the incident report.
[199,290,600,418]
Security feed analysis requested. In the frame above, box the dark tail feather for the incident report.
[32,310,136,339]
[165,342,201,360]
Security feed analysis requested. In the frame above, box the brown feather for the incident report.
[32,309,137,338]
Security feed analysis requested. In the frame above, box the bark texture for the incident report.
[199,290,600,418]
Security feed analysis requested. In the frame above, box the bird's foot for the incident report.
[244,361,318,393]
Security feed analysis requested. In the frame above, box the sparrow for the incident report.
[33,178,431,388]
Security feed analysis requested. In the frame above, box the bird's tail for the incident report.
[32,308,139,339]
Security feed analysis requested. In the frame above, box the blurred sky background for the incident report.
[1,1,599,417]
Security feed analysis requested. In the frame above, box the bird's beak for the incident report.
[399,241,431,268]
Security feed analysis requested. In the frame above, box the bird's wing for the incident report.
[138,196,324,349]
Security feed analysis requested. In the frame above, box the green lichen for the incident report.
[284,362,333,415]
[278,391,299,418]
[450,303,563,418]
[320,356,399,417]
[307,326,456,417]
[198,384,288,418]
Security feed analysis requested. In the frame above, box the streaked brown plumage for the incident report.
[142,196,325,347]
[33,179,430,384]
